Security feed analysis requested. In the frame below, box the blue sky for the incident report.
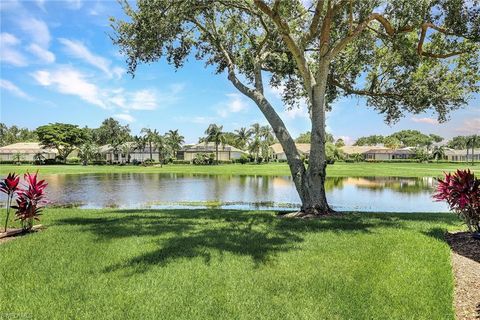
[1,0,479,145]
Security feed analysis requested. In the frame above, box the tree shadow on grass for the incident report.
[56,210,456,273]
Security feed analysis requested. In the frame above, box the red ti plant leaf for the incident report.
[12,172,48,231]
[0,172,20,232]
[434,169,480,233]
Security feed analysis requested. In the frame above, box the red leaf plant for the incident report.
[0,173,20,232]
[433,169,480,233]
[12,172,48,231]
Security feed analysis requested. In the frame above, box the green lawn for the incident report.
[0,162,477,177]
[0,208,460,319]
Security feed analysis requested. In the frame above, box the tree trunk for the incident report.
[250,91,332,215]
[302,60,332,214]
[215,143,219,165]
[149,142,153,160]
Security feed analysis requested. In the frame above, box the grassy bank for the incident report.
[0,162,477,177]
[0,208,460,319]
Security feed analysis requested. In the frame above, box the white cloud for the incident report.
[59,38,124,79]
[129,90,158,110]
[336,135,354,146]
[113,113,135,123]
[455,118,480,134]
[217,93,249,118]
[175,116,217,125]
[0,79,32,100]
[411,117,438,125]
[0,33,27,66]
[18,17,51,48]
[27,43,55,63]
[31,66,106,108]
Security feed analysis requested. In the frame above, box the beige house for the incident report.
[269,143,311,160]
[340,145,389,158]
[0,142,57,162]
[177,142,246,162]
[99,143,162,163]
[444,149,479,162]
[364,148,414,160]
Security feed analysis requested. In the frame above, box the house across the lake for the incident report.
[177,142,246,162]
[269,143,311,160]
[0,142,57,162]
[364,147,415,160]
[443,149,480,162]
[99,143,162,163]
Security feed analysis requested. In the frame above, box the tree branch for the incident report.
[253,0,314,91]
[331,78,401,98]
[302,0,325,46]
[417,22,467,58]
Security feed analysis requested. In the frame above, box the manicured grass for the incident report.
[0,162,477,177]
[0,208,460,319]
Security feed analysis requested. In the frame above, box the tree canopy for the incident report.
[36,123,87,161]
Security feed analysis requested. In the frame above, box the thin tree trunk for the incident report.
[149,141,153,160]
[216,143,219,165]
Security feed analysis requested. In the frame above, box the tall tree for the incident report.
[94,118,131,151]
[234,127,252,150]
[113,0,480,215]
[204,124,225,164]
[353,135,385,146]
[165,129,185,158]
[141,128,159,161]
[36,123,87,162]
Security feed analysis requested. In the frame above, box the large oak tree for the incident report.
[112,0,479,215]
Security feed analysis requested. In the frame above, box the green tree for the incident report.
[353,135,384,146]
[204,124,225,164]
[335,138,345,148]
[141,128,159,161]
[383,136,401,149]
[432,146,446,161]
[295,131,333,144]
[234,127,252,150]
[79,142,100,165]
[94,118,131,151]
[113,0,480,215]
[447,136,468,150]
[133,135,147,162]
[165,129,185,159]
[36,123,87,162]
[467,134,478,165]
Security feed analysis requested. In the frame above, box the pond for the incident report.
[15,173,448,212]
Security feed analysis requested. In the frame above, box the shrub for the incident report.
[172,160,190,164]
[434,169,480,233]
[218,160,233,164]
[234,154,249,164]
[12,172,48,231]
[67,157,81,164]
[91,160,107,165]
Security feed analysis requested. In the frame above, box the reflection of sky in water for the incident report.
[1,173,449,212]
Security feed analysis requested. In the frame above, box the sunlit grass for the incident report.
[0,162,477,177]
[0,209,460,319]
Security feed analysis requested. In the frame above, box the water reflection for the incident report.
[3,173,447,212]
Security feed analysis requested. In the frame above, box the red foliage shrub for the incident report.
[434,169,480,232]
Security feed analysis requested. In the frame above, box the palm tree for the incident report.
[204,124,225,164]
[165,129,184,159]
[432,146,446,162]
[133,135,147,162]
[248,136,261,162]
[154,133,168,167]
[141,128,159,161]
[260,125,274,161]
[249,123,261,139]
[467,134,478,165]
[234,127,251,150]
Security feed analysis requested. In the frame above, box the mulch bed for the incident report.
[0,225,44,245]
[445,232,480,320]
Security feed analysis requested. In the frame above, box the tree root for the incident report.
[278,208,337,219]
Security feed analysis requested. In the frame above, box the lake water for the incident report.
[13,173,448,212]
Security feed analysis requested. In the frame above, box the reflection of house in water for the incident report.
[341,177,434,194]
